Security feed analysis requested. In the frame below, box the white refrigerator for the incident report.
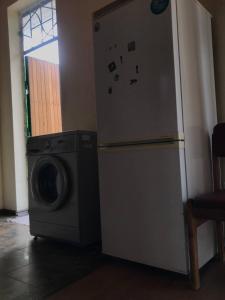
[93,0,217,274]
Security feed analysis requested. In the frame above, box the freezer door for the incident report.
[93,0,179,145]
[98,143,189,274]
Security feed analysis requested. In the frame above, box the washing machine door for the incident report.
[31,156,69,211]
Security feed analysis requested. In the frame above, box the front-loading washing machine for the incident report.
[27,131,100,246]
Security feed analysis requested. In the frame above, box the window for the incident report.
[21,0,58,55]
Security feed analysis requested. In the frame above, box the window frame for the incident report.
[21,0,58,56]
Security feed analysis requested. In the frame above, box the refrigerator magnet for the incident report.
[151,0,170,15]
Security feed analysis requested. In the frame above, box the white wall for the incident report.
[8,7,28,212]
[0,23,4,208]
[0,0,37,211]
[0,135,3,209]
[56,0,113,131]
[0,1,17,210]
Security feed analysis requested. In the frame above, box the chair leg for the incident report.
[187,201,200,290]
[216,221,225,263]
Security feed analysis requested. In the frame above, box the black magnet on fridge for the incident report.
[128,41,136,52]
[136,65,140,74]
[108,62,117,72]
[94,22,101,32]
[114,74,120,82]
[151,0,170,15]
[108,87,113,94]
[130,79,138,85]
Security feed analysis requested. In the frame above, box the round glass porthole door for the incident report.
[31,156,69,211]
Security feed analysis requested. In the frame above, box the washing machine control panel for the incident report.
[78,134,97,151]
[27,131,97,155]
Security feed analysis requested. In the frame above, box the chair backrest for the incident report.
[213,123,225,158]
[212,123,225,190]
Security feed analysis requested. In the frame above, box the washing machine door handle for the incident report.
[30,156,69,211]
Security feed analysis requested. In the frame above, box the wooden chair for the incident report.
[187,123,225,290]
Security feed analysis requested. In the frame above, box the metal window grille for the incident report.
[21,0,58,55]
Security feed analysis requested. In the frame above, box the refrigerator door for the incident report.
[98,142,189,274]
[93,0,180,145]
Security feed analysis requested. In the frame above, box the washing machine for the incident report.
[27,131,101,246]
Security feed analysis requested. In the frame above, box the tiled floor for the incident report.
[2,216,225,300]
[0,217,103,300]
[50,259,225,300]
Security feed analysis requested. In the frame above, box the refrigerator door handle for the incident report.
[98,141,185,152]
